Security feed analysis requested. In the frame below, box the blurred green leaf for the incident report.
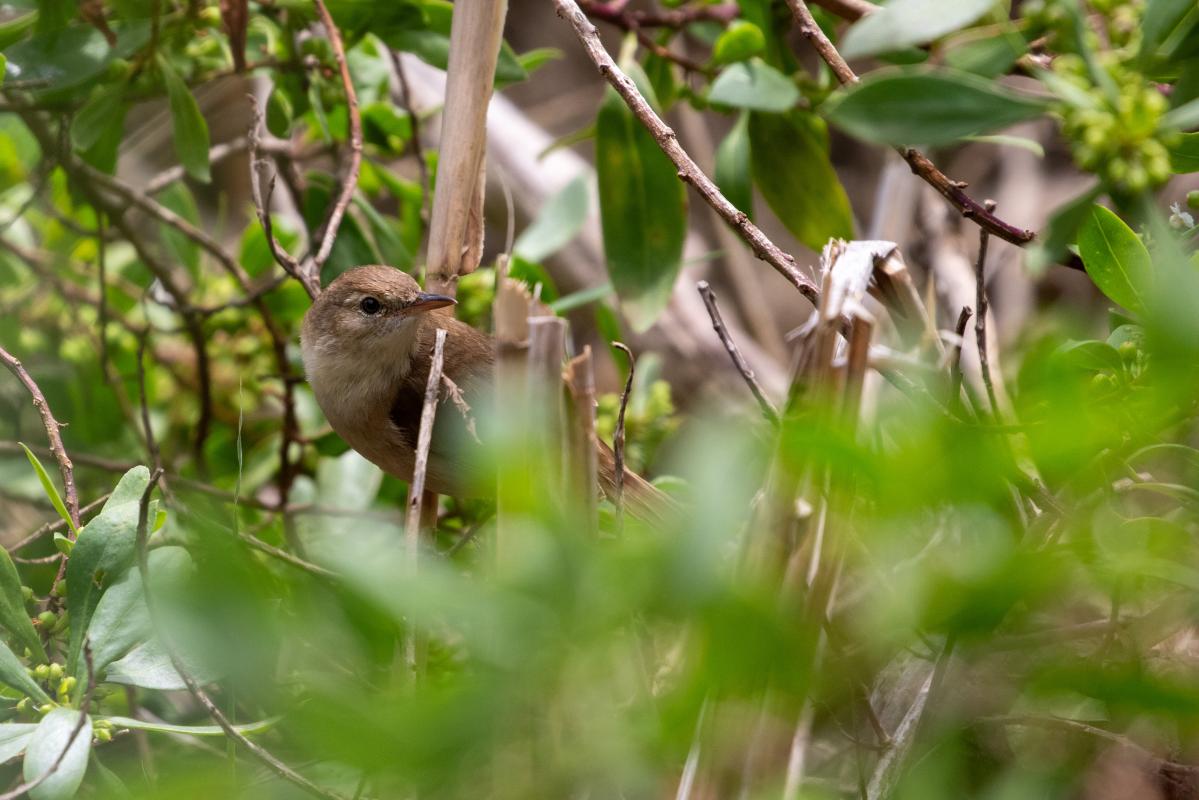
[23,709,90,800]
[708,59,798,112]
[99,716,275,737]
[0,547,45,663]
[1055,340,1122,372]
[1078,204,1152,313]
[0,12,36,51]
[596,72,686,332]
[0,724,36,765]
[715,111,752,219]
[19,444,74,535]
[159,59,210,184]
[266,85,294,138]
[1026,183,1102,274]
[514,175,589,263]
[0,638,49,704]
[70,84,126,173]
[840,0,997,59]
[1142,0,1195,59]
[4,21,148,95]
[944,25,1027,77]
[712,21,766,65]
[1168,131,1199,172]
[749,111,854,251]
[823,68,1048,147]
[104,638,218,691]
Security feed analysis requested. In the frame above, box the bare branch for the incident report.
[553,0,820,303]
[696,282,780,425]
[0,345,82,531]
[974,200,1001,418]
[612,341,635,528]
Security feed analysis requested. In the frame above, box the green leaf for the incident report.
[0,638,50,704]
[822,68,1048,147]
[0,12,36,51]
[34,0,72,35]
[23,709,91,800]
[549,282,613,314]
[708,59,799,113]
[99,715,275,737]
[595,82,687,332]
[105,638,218,691]
[0,548,45,663]
[715,111,752,219]
[840,0,997,59]
[71,83,126,175]
[0,724,36,765]
[712,20,766,65]
[514,175,590,263]
[1169,131,1199,172]
[18,444,75,536]
[266,85,294,138]
[1077,205,1152,313]
[943,26,1028,78]
[1026,184,1102,274]
[65,466,150,680]
[749,111,854,252]
[964,134,1045,157]
[159,59,210,184]
[1055,340,1122,372]
[1163,95,1199,130]
[4,21,149,95]
[157,183,201,275]
[87,547,190,676]
[1142,0,1195,58]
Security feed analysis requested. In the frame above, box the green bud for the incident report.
[51,581,66,598]
[94,728,112,743]
[37,704,53,716]
[33,664,49,681]
[16,698,29,713]
[712,21,766,65]
[1118,341,1138,360]
[20,586,32,602]
[1188,190,1199,210]
[48,663,63,681]
[57,676,76,697]
[36,611,55,628]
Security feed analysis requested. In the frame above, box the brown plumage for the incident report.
[301,265,673,521]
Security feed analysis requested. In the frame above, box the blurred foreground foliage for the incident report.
[1,0,1199,799]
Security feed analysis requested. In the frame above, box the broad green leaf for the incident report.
[514,175,590,263]
[1163,95,1199,130]
[66,466,150,680]
[822,68,1048,147]
[708,59,799,113]
[157,183,201,275]
[23,709,91,800]
[944,26,1028,78]
[840,0,997,59]
[596,82,687,332]
[712,21,766,65]
[4,21,149,95]
[1026,183,1102,274]
[1168,131,1199,172]
[749,111,854,252]
[159,59,210,184]
[0,638,50,704]
[18,444,75,536]
[715,111,752,219]
[105,638,217,691]
[34,0,72,35]
[0,724,36,765]
[1055,340,1122,372]
[0,12,36,51]
[87,547,190,676]
[0,548,45,663]
[99,715,275,737]
[266,86,294,138]
[1077,205,1152,313]
[70,85,124,152]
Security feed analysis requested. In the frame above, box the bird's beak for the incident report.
[407,292,457,314]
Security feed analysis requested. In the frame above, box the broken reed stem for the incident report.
[0,345,81,532]
[948,306,972,410]
[424,0,508,296]
[404,328,447,677]
[974,201,1002,419]
[133,470,347,800]
[612,342,635,529]
[553,0,820,303]
[783,0,1034,247]
[697,281,780,426]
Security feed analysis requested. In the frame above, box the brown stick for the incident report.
[612,342,635,527]
[553,0,820,304]
[565,347,599,535]
[697,282,780,425]
[784,0,1035,247]
[974,200,1001,418]
[403,328,447,676]
[947,305,972,410]
[0,346,81,531]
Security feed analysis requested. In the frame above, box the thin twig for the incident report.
[984,715,1199,775]
[404,329,448,676]
[8,494,110,553]
[612,342,635,528]
[0,346,81,531]
[309,0,363,271]
[553,0,820,303]
[783,0,1034,247]
[947,305,972,409]
[696,281,780,425]
[974,200,1001,419]
[133,469,347,800]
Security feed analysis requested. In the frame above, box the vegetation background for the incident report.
[2,0,1199,798]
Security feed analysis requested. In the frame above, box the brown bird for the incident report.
[301,265,671,519]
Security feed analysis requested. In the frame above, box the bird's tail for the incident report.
[595,439,682,528]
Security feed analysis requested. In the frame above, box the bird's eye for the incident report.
[359,297,382,315]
